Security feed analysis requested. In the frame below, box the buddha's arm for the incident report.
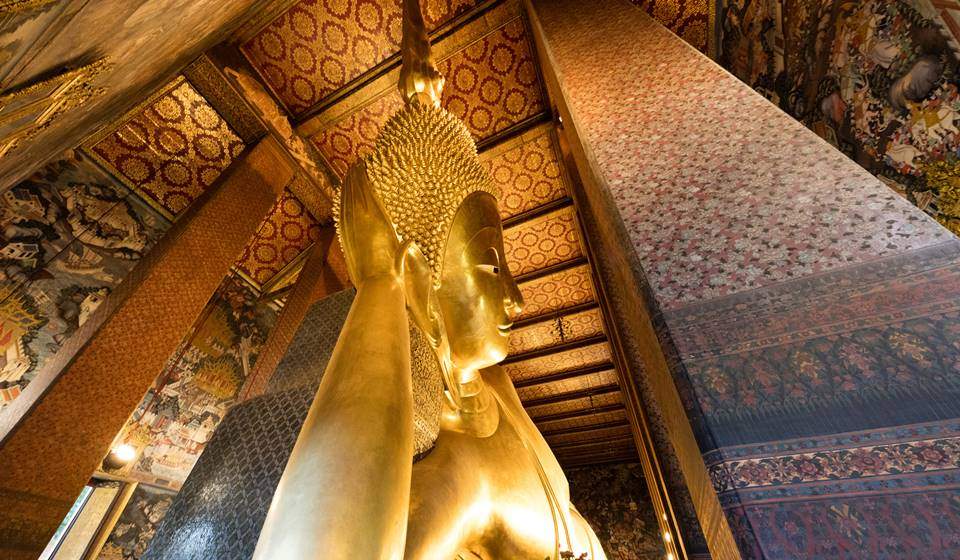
[253,279,414,558]
[254,158,416,558]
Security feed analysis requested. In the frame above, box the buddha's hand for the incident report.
[337,159,402,285]
[398,0,444,106]
[398,57,444,106]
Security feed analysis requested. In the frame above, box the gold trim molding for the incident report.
[0,57,110,158]
[0,0,59,14]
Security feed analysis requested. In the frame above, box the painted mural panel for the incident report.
[98,484,176,560]
[0,152,171,406]
[720,0,960,235]
[105,274,280,488]
[566,463,667,560]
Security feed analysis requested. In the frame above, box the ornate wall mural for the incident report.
[566,463,667,560]
[0,151,170,406]
[104,274,280,489]
[98,484,176,560]
[719,0,960,235]
[536,0,960,556]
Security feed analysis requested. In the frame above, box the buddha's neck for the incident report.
[441,367,499,437]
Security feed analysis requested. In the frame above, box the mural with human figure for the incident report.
[566,463,667,560]
[104,274,280,488]
[0,151,170,406]
[720,0,960,235]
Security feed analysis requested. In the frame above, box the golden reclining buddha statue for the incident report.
[253,1,606,558]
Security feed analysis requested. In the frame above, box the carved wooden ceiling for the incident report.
[227,0,641,468]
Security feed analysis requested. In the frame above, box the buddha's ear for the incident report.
[398,240,443,345]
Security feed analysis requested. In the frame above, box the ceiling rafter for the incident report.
[530,403,625,424]
[521,384,620,408]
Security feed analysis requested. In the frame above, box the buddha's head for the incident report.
[362,101,524,381]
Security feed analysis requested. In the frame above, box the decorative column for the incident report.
[238,226,349,401]
[527,1,960,559]
[0,138,294,559]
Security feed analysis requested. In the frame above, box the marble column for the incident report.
[0,138,294,559]
[528,0,960,559]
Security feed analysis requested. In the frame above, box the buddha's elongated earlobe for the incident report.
[399,240,443,345]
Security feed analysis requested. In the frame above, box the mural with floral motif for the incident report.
[0,151,170,408]
[720,0,960,235]
[566,463,667,560]
[104,274,280,488]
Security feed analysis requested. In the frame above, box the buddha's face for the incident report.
[436,192,523,373]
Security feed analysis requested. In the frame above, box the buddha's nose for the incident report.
[502,271,524,321]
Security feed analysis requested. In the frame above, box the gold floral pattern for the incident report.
[88,78,245,218]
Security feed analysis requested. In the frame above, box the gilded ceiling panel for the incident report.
[242,0,475,116]
[629,0,711,54]
[234,188,323,287]
[87,78,245,219]
[310,92,403,177]
[503,205,582,277]
[508,307,604,356]
[525,390,623,420]
[481,125,567,219]
[505,342,612,384]
[516,368,618,402]
[536,406,627,434]
[516,263,595,320]
[307,14,546,179]
[437,17,545,140]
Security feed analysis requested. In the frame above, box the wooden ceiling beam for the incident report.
[521,383,620,407]
[502,196,572,229]
[512,300,597,329]
[558,454,639,470]
[477,111,552,153]
[516,256,588,284]
[549,434,635,450]
[529,403,625,424]
[504,334,607,365]
[513,362,615,389]
[540,419,629,437]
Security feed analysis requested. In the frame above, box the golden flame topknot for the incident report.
[339,101,499,288]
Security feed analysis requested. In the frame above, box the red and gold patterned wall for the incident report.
[631,0,713,54]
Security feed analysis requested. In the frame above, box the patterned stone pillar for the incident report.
[143,289,356,560]
[0,138,294,559]
[528,1,960,559]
